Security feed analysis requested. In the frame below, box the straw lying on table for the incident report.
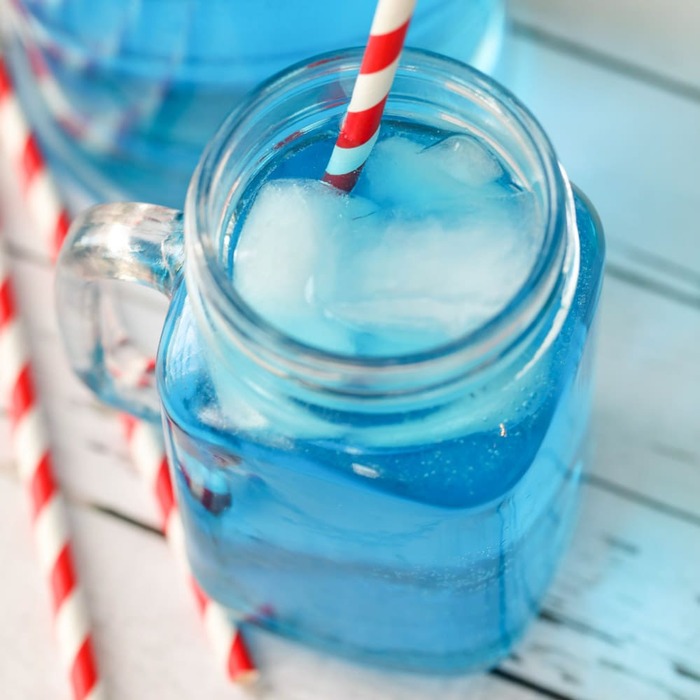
[323,0,416,192]
[0,61,69,257]
[123,417,258,684]
[0,231,105,700]
[0,56,257,685]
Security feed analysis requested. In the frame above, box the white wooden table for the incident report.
[2,1,700,698]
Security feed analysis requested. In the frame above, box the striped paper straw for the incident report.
[0,231,105,700]
[0,53,257,684]
[323,0,416,192]
[0,59,70,258]
[123,417,258,684]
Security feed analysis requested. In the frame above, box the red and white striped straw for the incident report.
[0,53,257,685]
[323,0,416,192]
[0,233,105,700]
[123,417,258,684]
[0,60,70,258]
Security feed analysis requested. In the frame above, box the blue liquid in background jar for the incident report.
[1,0,505,208]
[157,121,604,672]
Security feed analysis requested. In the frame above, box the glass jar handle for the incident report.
[56,203,184,422]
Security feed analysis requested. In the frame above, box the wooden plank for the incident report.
[590,275,700,518]
[503,482,700,700]
[510,0,700,90]
[245,632,553,700]
[498,33,700,284]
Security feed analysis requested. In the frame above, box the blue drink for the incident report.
[159,104,603,670]
[2,0,504,208]
[55,51,604,673]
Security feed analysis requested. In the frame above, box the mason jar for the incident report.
[56,49,605,673]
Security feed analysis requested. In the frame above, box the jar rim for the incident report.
[185,47,572,389]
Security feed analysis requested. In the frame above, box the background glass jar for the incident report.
[1,0,505,209]
[56,50,605,673]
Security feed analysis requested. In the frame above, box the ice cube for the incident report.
[233,178,374,351]
[428,134,506,187]
[360,134,514,218]
[360,136,465,212]
[235,179,323,310]
[316,188,543,352]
